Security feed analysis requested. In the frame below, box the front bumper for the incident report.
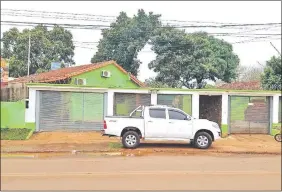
[213,131,221,140]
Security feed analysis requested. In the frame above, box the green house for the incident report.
[11,60,145,88]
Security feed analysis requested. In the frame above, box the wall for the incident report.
[70,64,140,88]
[271,95,281,135]
[1,100,26,128]
[25,85,281,136]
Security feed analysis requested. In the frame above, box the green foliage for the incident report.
[144,77,172,88]
[1,128,32,140]
[1,25,75,77]
[149,30,240,89]
[91,9,161,76]
[261,56,281,90]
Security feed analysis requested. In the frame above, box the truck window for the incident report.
[149,108,166,119]
[168,110,187,120]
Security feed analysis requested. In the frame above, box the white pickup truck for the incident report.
[102,105,221,149]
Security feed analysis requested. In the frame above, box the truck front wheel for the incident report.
[122,131,140,149]
[194,132,212,149]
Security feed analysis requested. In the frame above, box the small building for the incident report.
[24,83,281,136]
[10,60,145,88]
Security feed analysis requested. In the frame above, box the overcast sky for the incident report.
[1,1,281,81]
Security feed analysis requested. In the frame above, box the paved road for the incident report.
[1,155,281,190]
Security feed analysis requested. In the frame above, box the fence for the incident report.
[0,83,28,101]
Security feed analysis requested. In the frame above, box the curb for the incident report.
[1,150,281,156]
[25,129,35,140]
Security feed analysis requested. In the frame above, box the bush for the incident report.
[1,128,32,140]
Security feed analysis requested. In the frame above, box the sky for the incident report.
[1,1,281,82]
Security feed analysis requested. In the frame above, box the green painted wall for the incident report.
[1,101,26,129]
[70,64,140,88]
[221,124,228,137]
[271,123,281,136]
[157,94,192,115]
[279,96,281,123]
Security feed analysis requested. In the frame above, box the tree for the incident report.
[91,9,161,76]
[261,56,281,90]
[144,77,171,88]
[148,29,240,88]
[1,25,75,77]
[236,65,264,82]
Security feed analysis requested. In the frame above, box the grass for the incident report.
[1,128,32,140]
[108,142,123,149]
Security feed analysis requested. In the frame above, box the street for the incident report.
[1,155,281,190]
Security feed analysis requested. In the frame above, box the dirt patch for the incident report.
[1,132,281,155]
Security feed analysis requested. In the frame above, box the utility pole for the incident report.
[27,33,31,76]
[270,42,281,56]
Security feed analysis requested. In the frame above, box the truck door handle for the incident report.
[148,121,153,123]
[109,120,117,122]
[169,122,173,124]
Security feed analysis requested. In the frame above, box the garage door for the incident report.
[229,96,270,134]
[114,93,151,116]
[38,91,104,131]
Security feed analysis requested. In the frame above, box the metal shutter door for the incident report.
[114,93,151,115]
[157,94,192,115]
[38,91,104,131]
[230,96,270,134]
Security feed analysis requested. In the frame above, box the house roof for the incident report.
[217,81,262,90]
[10,60,146,87]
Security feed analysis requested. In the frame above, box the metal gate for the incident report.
[38,91,104,131]
[229,96,270,134]
[157,94,192,115]
[114,93,151,115]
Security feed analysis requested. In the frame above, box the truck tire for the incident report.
[122,131,140,149]
[194,132,212,149]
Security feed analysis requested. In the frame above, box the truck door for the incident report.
[145,108,168,138]
[166,109,193,139]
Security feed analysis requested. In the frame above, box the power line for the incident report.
[1,8,269,25]
[1,20,281,30]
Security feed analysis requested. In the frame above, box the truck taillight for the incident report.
[103,120,107,129]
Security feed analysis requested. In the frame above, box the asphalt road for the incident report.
[1,155,281,190]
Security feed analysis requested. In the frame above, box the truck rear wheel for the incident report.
[122,131,140,149]
[194,132,212,149]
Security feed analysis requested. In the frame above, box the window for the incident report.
[168,110,187,120]
[149,108,166,119]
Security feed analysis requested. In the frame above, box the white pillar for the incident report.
[221,93,229,125]
[25,88,36,123]
[192,93,199,119]
[151,92,157,105]
[273,94,279,124]
[106,91,114,116]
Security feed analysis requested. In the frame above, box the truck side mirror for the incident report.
[186,116,191,121]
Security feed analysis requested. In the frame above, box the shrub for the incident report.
[1,128,32,140]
